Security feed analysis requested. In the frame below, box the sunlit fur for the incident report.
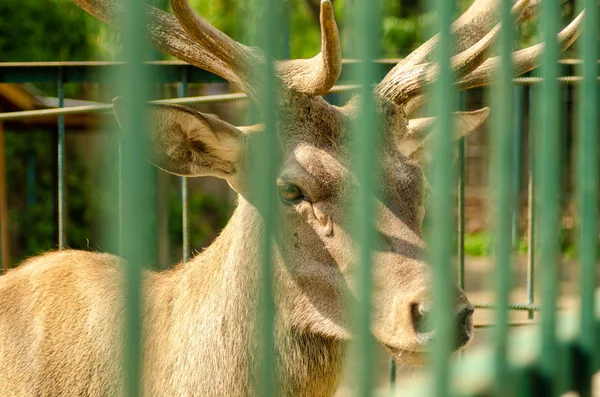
[0,92,478,396]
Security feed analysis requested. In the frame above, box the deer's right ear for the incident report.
[113,98,246,181]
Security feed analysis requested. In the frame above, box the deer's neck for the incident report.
[146,197,344,396]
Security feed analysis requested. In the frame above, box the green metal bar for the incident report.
[577,0,598,393]
[119,0,154,394]
[473,302,565,312]
[0,61,593,84]
[351,0,381,394]
[491,1,514,394]
[512,85,524,247]
[57,67,66,249]
[538,0,561,393]
[178,69,190,263]
[457,92,466,291]
[429,0,455,396]
[255,0,279,394]
[526,86,536,321]
[389,359,396,393]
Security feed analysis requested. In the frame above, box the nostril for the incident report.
[455,304,474,348]
[410,303,435,336]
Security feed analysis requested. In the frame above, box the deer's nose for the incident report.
[455,304,474,347]
[410,303,474,348]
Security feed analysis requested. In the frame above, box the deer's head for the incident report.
[76,0,583,365]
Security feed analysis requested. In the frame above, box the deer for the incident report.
[0,0,583,396]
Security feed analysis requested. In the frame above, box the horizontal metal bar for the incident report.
[473,302,566,312]
[512,76,599,85]
[474,320,538,328]
[0,60,593,83]
[0,84,360,121]
[2,75,596,122]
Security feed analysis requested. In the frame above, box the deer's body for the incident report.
[0,199,344,396]
[0,0,583,395]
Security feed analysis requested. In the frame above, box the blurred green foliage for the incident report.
[4,131,109,264]
[464,227,583,258]
[0,0,102,62]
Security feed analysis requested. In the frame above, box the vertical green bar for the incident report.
[119,0,153,395]
[538,0,560,393]
[491,0,514,394]
[526,86,535,321]
[57,67,66,249]
[350,0,380,395]
[457,92,466,291]
[428,0,455,396]
[178,69,190,263]
[512,85,524,247]
[577,0,598,393]
[256,0,278,395]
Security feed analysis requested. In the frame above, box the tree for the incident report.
[0,0,101,62]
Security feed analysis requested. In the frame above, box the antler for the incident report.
[72,0,341,100]
[375,0,531,104]
[456,10,583,90]
[397,0,503,69]
[168,0,263,97]
[375,0,584,109]
[71,0,259,97]
[276,0,342,96]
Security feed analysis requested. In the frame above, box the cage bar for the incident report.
[350,0,381,395]
[512,85,524,247]
[490,0,514,393]
[577,0,598,394]
[255,0,278,395]
[538,0,561,392]
[178,68,190,263]
[457,92,466,291]
[526,86,536,321]
[0,122,7,272]
[428,0,455,396]
[118,0,154,394]
[57,67,66,249]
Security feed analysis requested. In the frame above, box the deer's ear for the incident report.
[113,98,246,180]
[400,107,490,165]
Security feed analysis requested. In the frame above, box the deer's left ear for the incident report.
[400,107,490,164]
[113,98,248,182]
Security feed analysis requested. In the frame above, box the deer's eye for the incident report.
[278,184,304,204]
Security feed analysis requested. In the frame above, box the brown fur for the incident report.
[0,91,478,396]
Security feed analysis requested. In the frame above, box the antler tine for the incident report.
[73,0,341,99]
[403,8,583,116]
[169,0,263,97]
[395,0,501,71]
[376,0,531,105]
[276,0,342,95]
[456,10,584,91]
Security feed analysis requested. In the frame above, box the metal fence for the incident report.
[0,0,598,396]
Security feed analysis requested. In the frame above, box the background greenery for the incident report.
[0,0,579,266]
